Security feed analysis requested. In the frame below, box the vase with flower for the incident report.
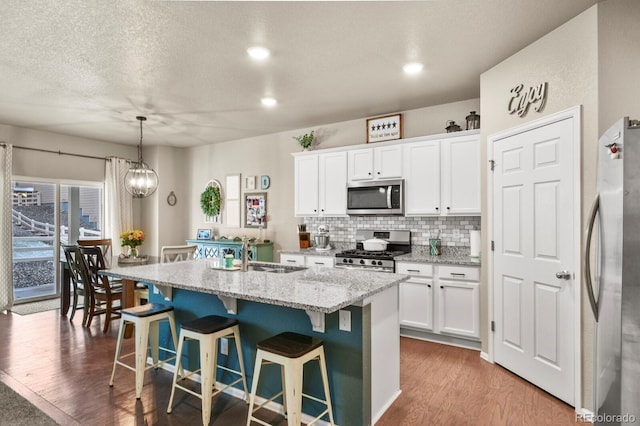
[120,229,145,258]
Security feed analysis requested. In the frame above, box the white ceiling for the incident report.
[1,0,599,148]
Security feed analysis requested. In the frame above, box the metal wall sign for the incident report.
[508,82,548,117]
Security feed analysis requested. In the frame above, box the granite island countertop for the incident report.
[100,259,408,314]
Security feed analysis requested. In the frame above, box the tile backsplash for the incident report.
[303,216,480,247]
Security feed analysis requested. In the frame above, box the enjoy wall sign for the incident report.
[508,82,548,117]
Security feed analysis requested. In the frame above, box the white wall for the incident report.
[184,99,480,253]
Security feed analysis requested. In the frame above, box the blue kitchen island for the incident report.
[101,260,408,425]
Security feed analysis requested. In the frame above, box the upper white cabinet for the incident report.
[295,151,347,217]
[348,145,402,181]
[403,140,441,216]
[403,133,480,216]
[441,134,481,215]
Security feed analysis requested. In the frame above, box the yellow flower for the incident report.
[120,229,145,247]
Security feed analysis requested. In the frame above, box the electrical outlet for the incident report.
[453,228,460,238]
[339,310,351,332]
[220,338,228,356]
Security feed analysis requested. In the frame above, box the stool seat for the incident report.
[257,332,323,358]
[247,332,335,426]
[122,302,173,317]
[181,315,239,334]
[167,315,249,426]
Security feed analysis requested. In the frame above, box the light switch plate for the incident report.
[339,310,351,332]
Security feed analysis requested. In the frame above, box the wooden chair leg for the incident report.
[103,302,112,334]
[70,289,79,322]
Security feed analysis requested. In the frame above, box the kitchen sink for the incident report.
[248,263,307,273]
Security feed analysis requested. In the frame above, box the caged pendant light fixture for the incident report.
[125,116,159,198]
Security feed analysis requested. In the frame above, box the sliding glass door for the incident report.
[11,180,103,303]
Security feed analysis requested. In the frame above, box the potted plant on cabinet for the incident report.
[293,131,315,151]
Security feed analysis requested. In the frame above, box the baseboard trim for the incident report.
[480,351,492,363]
[400,328,481,351]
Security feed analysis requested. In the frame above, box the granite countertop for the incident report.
[279,246,344,257]
[100,259,408,314]
[395,246,480,266]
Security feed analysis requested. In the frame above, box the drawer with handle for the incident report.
[438,265,479,282]
[280,254,305,266]
[305,256,334,268]
[396,262,433,277]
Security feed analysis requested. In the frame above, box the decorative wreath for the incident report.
[200,185,221,217]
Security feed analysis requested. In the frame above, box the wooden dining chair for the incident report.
[77,238,113,267]
[78,246,123,333]
[61,245,89,326]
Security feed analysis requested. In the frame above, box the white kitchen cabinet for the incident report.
[403,133,480,216]
[348,145,402,182]
[398,261,480,342]
[438,280,479,338]
[294,152,347,217]
[280,253,305,265]
[441,134,481,215]
[403,140,441,216]
[399,277,433,331]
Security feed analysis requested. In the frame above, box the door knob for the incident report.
[555,270,571,280]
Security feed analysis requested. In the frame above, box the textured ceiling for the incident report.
[0,0,599,147]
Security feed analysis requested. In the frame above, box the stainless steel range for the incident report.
[335,230,411,273]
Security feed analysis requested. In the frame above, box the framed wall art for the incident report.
[366,113,402,143]
[244,192,267,228]
[197,228,212,240]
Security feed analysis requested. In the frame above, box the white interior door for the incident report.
[492,117,576,405]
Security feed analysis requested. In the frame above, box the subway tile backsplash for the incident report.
[303,216,480,247]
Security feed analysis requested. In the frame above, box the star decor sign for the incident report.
[366,113,403,143]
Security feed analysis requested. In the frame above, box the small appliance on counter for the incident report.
[314,225,331,251]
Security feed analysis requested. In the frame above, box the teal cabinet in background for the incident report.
[186,239,273,262]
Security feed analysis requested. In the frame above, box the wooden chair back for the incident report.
[77,238,113,267]
[161,244,198,263]
[62,245,84,288]
[78,246,112,294]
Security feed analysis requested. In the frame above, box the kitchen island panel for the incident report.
[148,286,369,425]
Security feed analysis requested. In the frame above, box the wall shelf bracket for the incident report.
[217,295,237,314]
[305,310,325,333]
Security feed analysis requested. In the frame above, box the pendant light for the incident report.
[125,116,159,198]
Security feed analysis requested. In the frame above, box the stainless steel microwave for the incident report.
[347,179,404,215]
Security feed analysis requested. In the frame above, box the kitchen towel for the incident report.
[470,230,480,258]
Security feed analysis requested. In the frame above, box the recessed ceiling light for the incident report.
[403,62,424,75]
[261,97,277,107]
[248,46,270,60]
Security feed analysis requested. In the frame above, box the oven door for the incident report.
[347,179,403,215]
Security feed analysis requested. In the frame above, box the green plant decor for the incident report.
[200,186,221,217]
[293,130,315,150]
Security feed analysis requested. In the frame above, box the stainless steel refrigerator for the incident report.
[586,117,640,425]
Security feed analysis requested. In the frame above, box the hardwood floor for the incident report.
[0,309,576,425]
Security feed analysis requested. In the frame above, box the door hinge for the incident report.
[491,321,495,332]
[489,160,495,171]
[491,240,495,251]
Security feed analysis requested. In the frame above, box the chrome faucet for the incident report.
[241,238,252,271]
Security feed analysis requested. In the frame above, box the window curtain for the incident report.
[105,158,132,255]
[0,144,13,311]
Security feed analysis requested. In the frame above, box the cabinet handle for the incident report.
[321,209,324,212]
[427,284,431,288]
[314,262,324,265]
[286,260,296,263]
[450,273,466,277]
[446,206,451,210]
[407,269,421,273]
[435,207,439,210]
[368,172,372,175]
[440,286,444,289]
[313,209,317,212]
[377,171,381,175]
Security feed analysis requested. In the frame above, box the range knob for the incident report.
[348,259,353,264]
[377,261,383,266]
[359,259,365,265]
[342,258,348,263]
[371,260,376,265]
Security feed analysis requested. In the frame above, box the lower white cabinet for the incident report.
[280,253,334,268]
[397,262,479,340]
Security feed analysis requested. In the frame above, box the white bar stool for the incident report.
[246,332,335,426]
[167,315,249,426]
[109,303,180,399]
